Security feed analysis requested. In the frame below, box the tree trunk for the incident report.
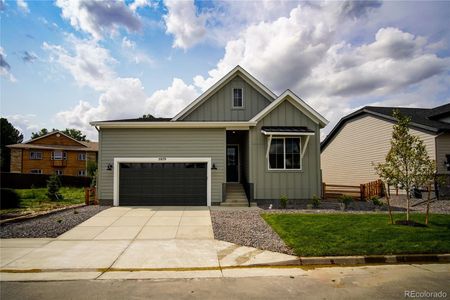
[406,190,410,221]
[425,184,431,225]
[385,183,394,225]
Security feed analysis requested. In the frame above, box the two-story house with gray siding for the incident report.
[91,66,328,207]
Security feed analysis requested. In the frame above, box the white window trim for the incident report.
[52,151,67,160]
[78,170,86,176]
[30,169,42,174]
[113,157,212,207]
[232,87,244,109]
[30,151,43,160]
[267,137,302,171]
[78,153,87,161]
[55,170,63,175]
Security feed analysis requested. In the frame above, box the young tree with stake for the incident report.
[375,110,435,223]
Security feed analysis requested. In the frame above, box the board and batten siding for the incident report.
[98,128,226,203]
[321,114,437,186]
[249,100,321,200]
[182,75,271,121]
[436,133,450,174]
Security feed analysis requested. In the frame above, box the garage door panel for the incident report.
[119,162,207,206]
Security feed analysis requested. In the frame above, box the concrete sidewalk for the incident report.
[0,238,298,281]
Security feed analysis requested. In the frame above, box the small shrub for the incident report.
[30,184,36,198]
[311,195,321,208]
[370,196,383,207]
[280,194,288,209]
[46,175,63,201]
[339,195,354,209]
[0,188,21,209]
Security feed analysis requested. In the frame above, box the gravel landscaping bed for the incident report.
[388,196,450,214]
[0,206,109,238]
[210,209,294,255]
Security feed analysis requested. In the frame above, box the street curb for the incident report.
[249,254,450,267]
[0,204,87,225]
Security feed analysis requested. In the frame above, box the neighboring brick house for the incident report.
[7,131,98,176]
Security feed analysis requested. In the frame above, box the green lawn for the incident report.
[262,213,450,256]
[1,187,85,217]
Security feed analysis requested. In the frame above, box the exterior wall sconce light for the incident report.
[106,163,113,171]
[211,163,217,170]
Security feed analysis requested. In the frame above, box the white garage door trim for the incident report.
[113,157,212,207]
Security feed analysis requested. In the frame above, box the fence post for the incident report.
[84,188,90,205]
[360,184,365,201]
[93,187,98,205]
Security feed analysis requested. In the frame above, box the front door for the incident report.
[226,145,239,182]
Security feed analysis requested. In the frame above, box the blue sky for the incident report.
[1,0,449,141]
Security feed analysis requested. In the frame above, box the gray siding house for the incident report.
[91,66,328,206]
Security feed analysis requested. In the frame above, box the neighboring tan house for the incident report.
[7,131,98,176]
[321,104,450,187]
[90,66,328,206]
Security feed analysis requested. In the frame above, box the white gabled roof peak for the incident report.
[172,65,277,121]
[250,89,329,128]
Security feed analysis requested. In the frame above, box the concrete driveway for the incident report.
[0,206,297,281]
[59,206,213,240]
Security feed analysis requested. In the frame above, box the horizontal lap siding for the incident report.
[250,101,321,200]
[321,114,436,185]
[182,75,271,121]
[98,128,225,203]
[436,133,450,174]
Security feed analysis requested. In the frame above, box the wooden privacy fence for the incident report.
[323,179,383,201]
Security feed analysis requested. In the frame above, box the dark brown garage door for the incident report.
[119,163,207,206]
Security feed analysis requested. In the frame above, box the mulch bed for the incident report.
[0,206,109,238]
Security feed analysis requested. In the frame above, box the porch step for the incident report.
[222,183,249,207]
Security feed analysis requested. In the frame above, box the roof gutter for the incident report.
[89,121,257,129]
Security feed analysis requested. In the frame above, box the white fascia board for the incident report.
[90,121,257,129]
[171,66,277,121]
[261,130,315,136]
[251,90,329,128]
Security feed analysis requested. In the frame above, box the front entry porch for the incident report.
[222,130,254,207]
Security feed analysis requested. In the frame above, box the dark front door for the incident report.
[119,162,207,206]
[226,145,239,182]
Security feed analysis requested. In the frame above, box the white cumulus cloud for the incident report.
[16,0,29,13]
[45,37,198,139]
[0,47,16,82]
[163,0,207,49]
[55,0,141,40]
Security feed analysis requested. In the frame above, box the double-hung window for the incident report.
[78,153,86,161]
[52,151,67,160]
[30,151,42,160]
[268,138,301,170]
[232,88,243,108]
